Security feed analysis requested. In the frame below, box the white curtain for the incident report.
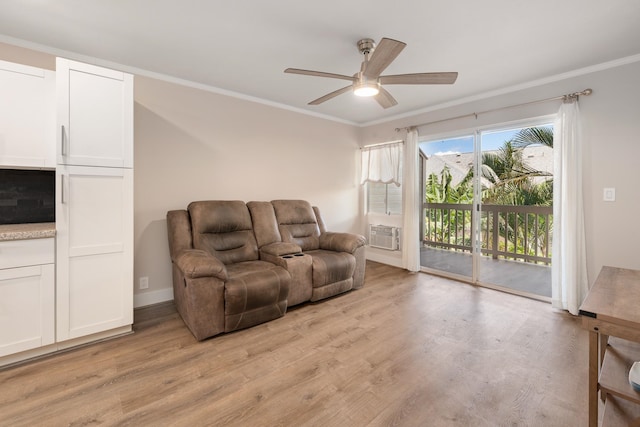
[551,99,589,315]
[402,127,420,272]
[360,142,402,185]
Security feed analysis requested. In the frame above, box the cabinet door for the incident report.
[0,264,55,357]
[56,166,133,341]
[0,60,56,169]
[56,58,133,168]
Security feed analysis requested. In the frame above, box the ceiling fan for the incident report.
[285,37,458,109]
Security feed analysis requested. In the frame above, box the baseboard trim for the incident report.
[0,326,132,369]
[134,288,174,308]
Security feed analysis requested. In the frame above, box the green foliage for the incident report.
[512,126,554,148]
[425,166,474,204]
[480,140,553,206]
[424,166,474,248]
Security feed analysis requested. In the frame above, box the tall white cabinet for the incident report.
[0,57,134,366]
[55,58,134,343]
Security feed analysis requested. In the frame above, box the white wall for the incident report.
[360,58,640,285]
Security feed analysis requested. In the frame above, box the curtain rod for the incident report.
[395,88,593,132]
[361,139,404,150]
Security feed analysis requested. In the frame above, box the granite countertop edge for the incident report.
[0,223,56,241]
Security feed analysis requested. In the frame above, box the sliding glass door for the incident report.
[420,122,554,299]
[420,135,474,281]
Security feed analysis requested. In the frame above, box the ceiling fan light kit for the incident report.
[285,37,458,108]
[353,74,380,97]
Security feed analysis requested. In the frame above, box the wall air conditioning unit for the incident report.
[368,225,400,251]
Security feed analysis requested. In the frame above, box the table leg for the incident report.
[599,333,609,403]
[588,330,598,427]
[599,333,609,367]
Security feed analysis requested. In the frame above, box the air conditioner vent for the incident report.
[368,225,400,250]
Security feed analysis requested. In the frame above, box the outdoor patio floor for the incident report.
[420,247,551,298]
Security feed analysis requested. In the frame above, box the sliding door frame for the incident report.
[419,115,556,297]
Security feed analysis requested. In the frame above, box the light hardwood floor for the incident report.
[0,261,588,426]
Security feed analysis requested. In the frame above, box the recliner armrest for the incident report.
[174,249,228,281]
[319,232,366,254]
[260,242,302,257]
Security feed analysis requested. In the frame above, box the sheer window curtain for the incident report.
[552,99,589,315]
[360,142,402,185]
[402,127,420,272]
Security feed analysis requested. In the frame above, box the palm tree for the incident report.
[512,125,554,148]
[480,138,552,205]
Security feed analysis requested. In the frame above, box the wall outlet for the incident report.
[139,276,149,290]
[603,188,616,202]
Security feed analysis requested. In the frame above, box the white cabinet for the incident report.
[0,238,55,357]
[0,60,56,169]
[56,166,133,340]
[56,58,133,168]
[55,58,134,343]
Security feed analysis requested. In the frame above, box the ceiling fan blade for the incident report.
[375,87,398,109]
[379,72,458,85]
[285,68,355,82]
[363,38,406,79]
[308,85,353,105]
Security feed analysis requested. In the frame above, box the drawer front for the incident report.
[0,238,55,269]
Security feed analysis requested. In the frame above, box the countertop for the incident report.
[0,222,56,241]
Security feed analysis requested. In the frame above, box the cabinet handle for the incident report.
[61,174,66,204]
[61,125,67,156]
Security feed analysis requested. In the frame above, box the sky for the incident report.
[419,125,552,156]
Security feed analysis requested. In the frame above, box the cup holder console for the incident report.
[282,253,305,259]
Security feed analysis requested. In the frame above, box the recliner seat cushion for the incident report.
[224,262,289,315]
[306,249,356,287]
[224,260,289,332]
[226,260,279,277]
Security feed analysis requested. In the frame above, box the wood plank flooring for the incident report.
[0,261,588,426]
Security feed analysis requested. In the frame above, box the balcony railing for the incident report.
[422,203,552,265]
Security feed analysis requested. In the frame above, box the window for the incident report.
[367,181,402,215]
[361,141,403,215]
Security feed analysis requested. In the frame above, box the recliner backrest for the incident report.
[271,200,320,251]
[188,200,259,264]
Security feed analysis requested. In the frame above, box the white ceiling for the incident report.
[1,0,639,125]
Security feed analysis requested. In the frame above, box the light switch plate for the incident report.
[603,188,616,202]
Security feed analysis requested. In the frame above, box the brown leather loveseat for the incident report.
[167,200,366,340]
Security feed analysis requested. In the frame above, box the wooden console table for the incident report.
[580,266,640,426]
